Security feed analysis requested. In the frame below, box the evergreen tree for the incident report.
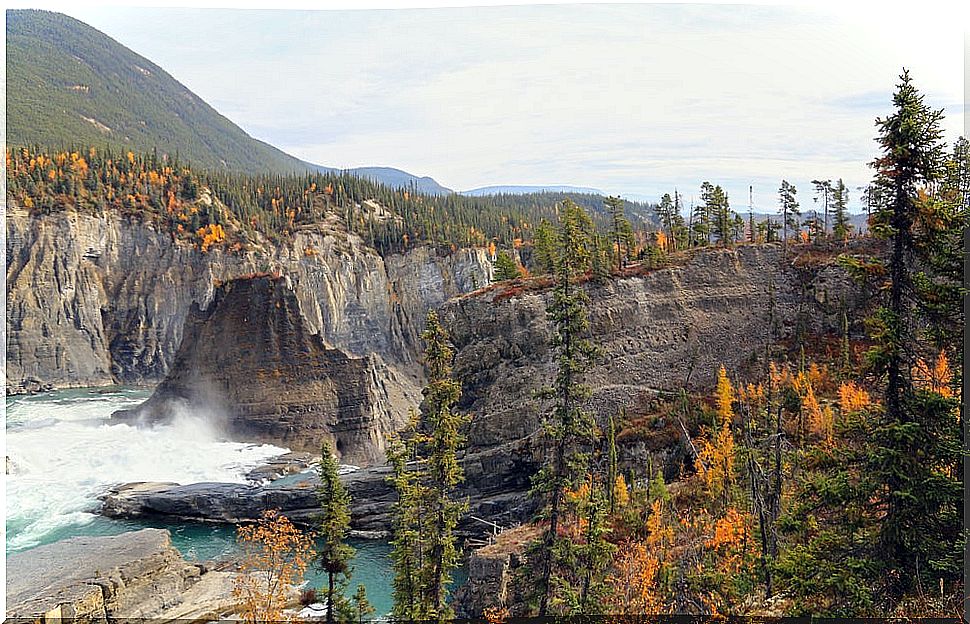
[702,182,733,245]
[811,179,833,237]
[386,411,425,620]
[605,195,633,268]
[529,199,600,616]
[778,180,800,252]
[573,478,616,613]
[316,443,355,624]
[673,191,688,250]
[690,198,711,247]
[493,250,520,282]
[590,233,612,282]
[655,193,677,247]
[779,69,964,614]
[387,312,468,621]
[832,179,852,242]
[867,72,962,602]
[533,218,558,275]
[416,311,469,619]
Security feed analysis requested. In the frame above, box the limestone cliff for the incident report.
[113,276,417,465]
[5,202,492,393]
[97,245,861,532]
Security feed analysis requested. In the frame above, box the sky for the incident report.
[5,1,968,210]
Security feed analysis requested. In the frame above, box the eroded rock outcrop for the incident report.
[100,436,538,535]
[452,524,539,618]
[113,275,416,464]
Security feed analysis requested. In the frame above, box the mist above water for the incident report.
[6,387,288,553]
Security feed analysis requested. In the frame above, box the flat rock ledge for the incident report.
[5,528,250,623]
[100,441,537,538]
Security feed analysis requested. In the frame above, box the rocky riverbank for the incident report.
[5,528,257,622]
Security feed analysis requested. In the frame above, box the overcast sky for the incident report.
[9,2,968,209]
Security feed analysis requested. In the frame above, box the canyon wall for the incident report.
[113,275,417,465]
[441,245,862,454]
[5,202,492,394]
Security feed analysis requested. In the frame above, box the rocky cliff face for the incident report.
[5,203,492,393]
[441,245,859,454]
[113,276,418,465]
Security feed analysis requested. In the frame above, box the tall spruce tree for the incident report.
[316,443,355,624]
[387,312,467,621]
[690,197,711,247]
[533,218,559,275]
[867,71,962,602]
[387,410,425,620]
[831,179,852,242]
[778,69,964,614]
[417,311,468,619]
[529,199,600,616]
[656,193,677,248]
[605,195,633,269]
[778,180,800,252]
[702,182,733,245]
[811,179,833,237]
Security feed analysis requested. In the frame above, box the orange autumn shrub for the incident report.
[232,509,315,624]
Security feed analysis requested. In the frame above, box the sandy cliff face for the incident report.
[5,203,492,393]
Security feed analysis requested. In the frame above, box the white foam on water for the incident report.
[6,388,289,553]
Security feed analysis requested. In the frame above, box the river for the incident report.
[5,386,396,615]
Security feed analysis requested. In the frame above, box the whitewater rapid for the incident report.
[5,387,289,553]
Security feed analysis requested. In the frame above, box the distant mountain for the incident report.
[6,10,313,174]
[344,167,451,196]
[5,9,450,192]
[461,185,604,196]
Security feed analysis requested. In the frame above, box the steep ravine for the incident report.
[5,202,492,394]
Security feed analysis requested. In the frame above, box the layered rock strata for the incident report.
[5,202,491,393]
[442,244,860,456]
[112,276,416,464]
